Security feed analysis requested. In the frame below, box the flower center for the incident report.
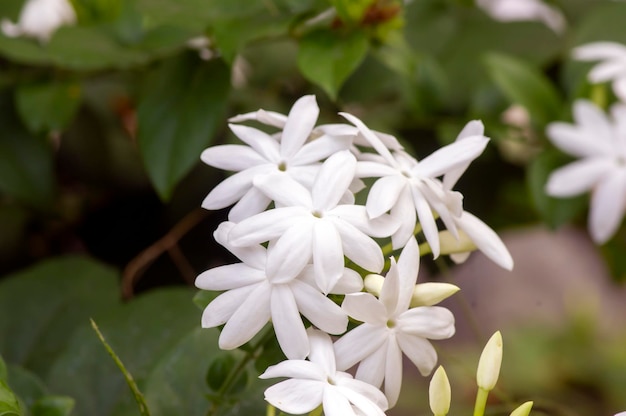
[327,376,336,385]
[277,161,287,172]
[312,210,323,218]
[386,319,396,328]
[401,170,411,178]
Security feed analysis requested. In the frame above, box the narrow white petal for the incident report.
[455,211,514,270]
[365,175,407,218]
[337,378,389,413]
[297,265,364,294]
[200,285,256,328]
[390,189,418,249]
[339,384,387,416]
[355,161,398,178]
[331,219,385,272]
[354,343,387,387]
[546,123,611,158]
[260,360,325,380]
[331,205,399,238]
[281,95,319,159]
[612,77,626,103]
[394,237,420,313]
[397,306,455,339]
[228,186,272,222]
[202,165,272,210]
[412,187,440,258]
[573,100,615,150]
[266,220,314,283]
[340,112,397,167]
[573,42,626,61]
[263,379,323,414]
[219,283,271,349]
[342,293,388,324]
[229,124,280,162]
[383,338,403,407]
[312,220,345,293]
[229,109,287,127]
[312,151,356,211]
[587,60,626,83]
[334,324,388,370]
[306,327,337,375]
[292,135,353,166]
[195,263,265,290]
[396,333,438,376]
[415,135,489,178]
[288,164,321,189]
[323,387,355,416]
[443,120,486,189]
[213,221,267,269]
[228,207,308,246]
[589,168,626,243]
[546,158,613,197]
[254,173,313,207]
[379,259,400,315]
[201,144,268,171]
[271,284,310,359]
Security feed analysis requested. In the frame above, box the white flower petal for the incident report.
[201,144,268,171]
[587,60,626,83]
[412,187,440,258]
[281,95,319,159]
[334,324,388,370]
[229,109,288,127]
[219,282,271,349]
[546,158,614,197]
[390,188,418,249]
[342,293,388,324]
[323,386,356,416]
[397,306,455,339]
[612,76,626,103]
[260,360,325,380]
[394,236,420,313]
[455,211,514,270]
[573,100,615,150]
[354,342,387,387]
[254,173,313,207]
[573,42,626,61]
[365,175,407,218]
[414,135,489,178]
[227,186,272,222]
[202,165,272,210]
[292,280,348,335]
[228,207,308,246]
[271,284,310,359]
[396,332,438,376]
[383,337,403,407]
[229,123,280,162]
[292,134,353,166]
[340,112,397,167]
[263,379,323,414]
[312,151,356,211]
[331,205,399,238]
[589,168,626,243]
[312,219,345,293]
[332,219,384,273]
[379,259,400,315]
[297,265,363,294]
[337,378,389,413]
[201,285,257,328]
[195,263,265,291]
[443,120,485,189]
[266,220,314,283]
[356,161,398,177]
[307,327,337,375]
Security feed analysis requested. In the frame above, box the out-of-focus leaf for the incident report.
[0,257,118,375]
[137,53,230,200]
[600,232,626,283]
[192,290,218,310]
[330,0,371,23]
[30,396,74,416]
[0,380,23,416]
[0,94,56,208]
[484,52,562,127]
[6,366,46,412]
[15,81,82,133]
[527,150,587,229]
[297,28,369,100]
[45,288,200,416]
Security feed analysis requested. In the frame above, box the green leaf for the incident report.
[329,0,372,23]
[297,28,369,100]
[527,150,587,229]
[483,52,563,127]
[45,288,200,416]
[90,320,150,416]
[192,290,218,310]
[0,93,56,208]
[5,366,47,412]
[15,81,82,134]
[0,380,23,416]
[0,256,119,375]
[30,396,75,416]
[137,53,230,200]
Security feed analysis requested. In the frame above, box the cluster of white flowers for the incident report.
[196,95,512,415]
[1,0,76,43]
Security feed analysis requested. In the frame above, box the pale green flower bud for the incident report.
[411,283,460,307]
[429,366,451,416]
[364,274,384,296]
[509,401,533,416]
[476,331,503,391]
[438,230,477,255]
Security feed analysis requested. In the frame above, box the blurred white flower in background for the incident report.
[1,0,76,43]
[574,42,626,102]
[545,100,626,244]
[476,0,566,34]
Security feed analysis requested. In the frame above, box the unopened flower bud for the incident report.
[411,283,460,307]
[429,366,451,416]
[364,274,384,296]
[510,401,533,416]
[477,331,503,391]
[438,230,477,255]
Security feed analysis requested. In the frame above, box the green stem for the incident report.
[473,387,489,416]
[266,404,276,416]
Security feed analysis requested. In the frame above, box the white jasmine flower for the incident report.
[334,238,456,407]
[201,95,353,221]
[228,150,399,294]
[1,0,75,43]
[196,222,362,359]
[442,121,514,270]
[476,0,566,34]
[545,100,626,243]
[344,112,489,257]
[573,42,626,102]
[260,328,389,416]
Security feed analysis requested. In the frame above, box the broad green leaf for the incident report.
[0,380,23,416]
[0,94,56,208]
[192,290,218,310]
[527,150,587,229]
[30,396,74,416]
[297,28,369,100]
[0,256,118,375]
[484,52,563,127]
[137,53,230,200]
[6,366,47,412]
[15,81,82,134]
[45,288,200,416]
